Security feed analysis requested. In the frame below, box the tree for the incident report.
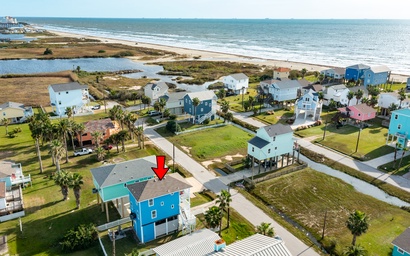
[343,244,367,256]
[54,170,70,200]
[217,89,226,100]
[397,146,408,171]
[225,112,234,123]
[317,91,324,102]
[318,73,325,84]
[192,97,200,124]
[301,68,307,78]
[158,98,167,116]
[204,206,222,230]
[75,123,85,147]
[243,101,251,111]
[95,146,106,161]
[346,210,369,245]
[69,172,84,209]
[76,66,81,74]
[91,131,103,148]
[355,89,364,105]
[347,91,355,106]
[57,119,70,163]
[65,107,73,120]
[1,118,10,135]
[141,96,151,110]
[124,112,137,141]
[44,48,53,55]
[398,88,407,108]
[135,126,144,149]
[116,130,129,152]
[28,115,49,173]
[50,139,65,172]
[248,95,255,109]
[217,190,232,229]
[109,105,125,130]
[220,100,230,122]
[256,222,275,237]
[106,134,121,153]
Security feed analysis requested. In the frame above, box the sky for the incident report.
[2,0,409,19]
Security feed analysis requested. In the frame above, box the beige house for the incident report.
[273,67,291,80]
[0,102,33,124]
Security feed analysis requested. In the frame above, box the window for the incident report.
[170,192,174,196]
[124,183,127,187]
[397,248,404,254]
[58,101,61,105]
[275,147,277,150]
[148,199,154,207]
[161,201,164,206]
[252,147,254,152]
[171,204,174,209]
[66,91,69,94]
[205,102,208,106]
[200,108,203,112]
[2,112,5,116]
[398,124,402,130]
[395,114,398,120]
[151,210,157,219]
[268,149,271,154]
[358,113,361,117]
[273,136,276,141]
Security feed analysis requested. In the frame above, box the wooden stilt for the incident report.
[106,202,109,222]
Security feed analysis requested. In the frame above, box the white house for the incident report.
[273,67,291,80]
[378,92,410,116]
[260,79,301,102]
[248,123,294,171]
[160,91,187,115]
[144,81,169,102]
[223,73,249,95]
[294,89,322,120]
[48,82,90,117]
[320,67,346,79]
[0,102,33,124]
[323,84,350,106]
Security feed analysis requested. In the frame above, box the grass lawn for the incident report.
[220,88,259,112]
[252,168,410,255]
[156,124,253,161]
[0,115,163,255]
[190,192,214,207]
[295,120,394,160]
[253,108,294,125]
[378,153,410,175]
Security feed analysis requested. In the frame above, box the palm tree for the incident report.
[398,88,407,108]
[355,89,364,105]
[91,131,103,148]
[248,95,255,109]
[135,126,144,149]
[65,106,73,120]
[343,244,367,256]
[192,97,200,124]
[301,68,307,78]
[28,116,46,173]
[1,118,10,135]
[347,91,355,106]
[124,112,137,141]
[318,73,325,84]
[217,190,232,228]
[67,120,77,151]
[217,89,226,100]
[54,170,70,201]
[317,91,324,102]
[109,105,125,130]
[75,123,85,147]
[158,98,167,117]
[95,146,106,161]
[108,133,121,153]
[117,130,129,152]
[256,222,275,237]
[57,119,70,163]
[69,172,84,209]
[220,100,230,122]
[204,206,222,230]
[346,210,369,245]
[50,139,65,172]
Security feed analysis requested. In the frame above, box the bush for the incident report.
[98,50,106,53]
[43,48,53,55]
[203,118,210,125]
[166,120,181,133]
[60,223,98,252]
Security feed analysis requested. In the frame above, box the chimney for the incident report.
[214,239,226,252]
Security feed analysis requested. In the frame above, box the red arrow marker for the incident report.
[151,156,169,180]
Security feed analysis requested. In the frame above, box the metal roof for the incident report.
[0,161,19,178]
[0,102,26,110]
[370,65,391,73]
[90,155,157,188]
[228,73,248,80]
[248,137,270,149]
[127,173,192,201]
[153,229,221,256]
[392,227,410,253]
[210,234,292,256]
[49,82,88,92]
[329,84,347,90]
[273,79,301,89]
[263,124,293,137]
[347,64,370,70]
[186,91,217,101]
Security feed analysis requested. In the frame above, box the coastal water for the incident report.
[17,17,410,75]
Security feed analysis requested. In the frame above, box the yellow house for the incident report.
[0,102,34,124]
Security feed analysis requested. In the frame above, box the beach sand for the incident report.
[49,30,408,83]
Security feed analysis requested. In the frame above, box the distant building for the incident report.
[48,82,90,117]
[387,109,410,148]
[345,64,390,86]
[345,64,371,82]
[128,173,194,243]
[223,73,249,95]
[0,102,33,124]
[144,81,169,102]
[78,118,120,146]
[320,67,346,79]
[183,91,217,124]
[273,67,291,80]
[392,227,410,256]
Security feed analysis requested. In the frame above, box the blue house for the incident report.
[294,89,322,120]
[90,155,156,222]
[128,173,194,243]
[345,64,370,82]
[363,66,391,86]
[392,227,410,256]
[183,91,217,124]
[386,109,410,149]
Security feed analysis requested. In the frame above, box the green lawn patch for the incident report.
[156,125,253,161]
[252,168,410,255]
[378,153,410,175]
[190,192,214,207]
[253,108,294,125]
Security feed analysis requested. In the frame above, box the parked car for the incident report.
[91,105,101,110]
[148,110,161,116]
[74,148,93,156]
[103,144,113,150]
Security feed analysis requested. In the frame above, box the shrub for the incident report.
[43,48,53,55]
[60,223,98,252]
[98,49,106,53]
[203,118,210,125]
[169,114,177,120]
[113,51,134,57]
[166,120,181,133]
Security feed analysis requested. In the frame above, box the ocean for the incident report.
[18,18,410,75]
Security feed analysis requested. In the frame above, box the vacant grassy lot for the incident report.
[0,114,164,255]
[156,124,253,161]
[252,168,410,255]
[253,108,294,125]
[295,120,394,160]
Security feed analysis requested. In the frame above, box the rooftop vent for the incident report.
[214,239,226,252]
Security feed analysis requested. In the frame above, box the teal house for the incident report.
[128,173,194,243]
[386,109,410,149]
[90,155,156,222]
[392,227,410,256]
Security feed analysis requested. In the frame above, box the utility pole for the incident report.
[355,126,362,153]
[321,209,327,240]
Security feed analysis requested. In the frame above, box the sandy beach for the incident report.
[50,30,408,83]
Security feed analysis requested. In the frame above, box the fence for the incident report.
[175,123,227,135]
[97,217,131,231]
[253,162,307,183]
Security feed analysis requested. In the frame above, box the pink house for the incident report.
[338,103,376,122]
